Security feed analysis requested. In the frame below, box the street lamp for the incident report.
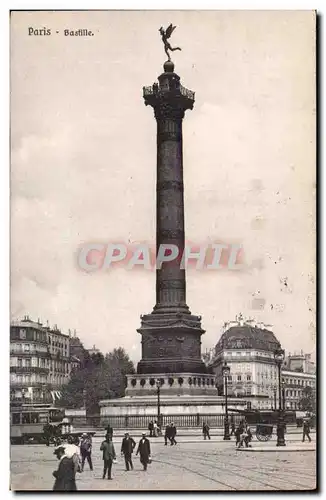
[281,382,286,411]
[156,379,162,428]
[274,348,286,446]
[221,362,231,441]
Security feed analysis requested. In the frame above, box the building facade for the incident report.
[46,325,71,389]
[281,369,316,410]
[209,316,281,409]
[207,316,316,411]
[10,317,81,405]
[10,317,51,404]
[284,352,315,374]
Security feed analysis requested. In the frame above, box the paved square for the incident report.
[10,435,316,491]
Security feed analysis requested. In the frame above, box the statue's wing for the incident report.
[166,23,176,39]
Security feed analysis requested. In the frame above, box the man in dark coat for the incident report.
[80,432,93,471]
[136,433,151,471]
[302,419,312,442]
[170,422,177,445]
[121,432,136,471]
[100,436,116,480]
[235,421,244,447]
[52,446,77,491]
[148,421,154,437]
[203,422,211,440]
[164,424,171,445]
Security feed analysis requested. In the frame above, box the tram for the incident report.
[10,404,65,444]
[10,404,97,445]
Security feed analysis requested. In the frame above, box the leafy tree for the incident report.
[299,386,316,413]
[59,347,135,414]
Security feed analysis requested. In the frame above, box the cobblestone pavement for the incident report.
[10,435,317,492]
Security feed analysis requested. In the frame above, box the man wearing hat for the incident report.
[52,446,77,491]
[170,422,177,446]
[136,433,151,471]
[121,432,136,471]
[100,435,116,480]
[80,432,93,472]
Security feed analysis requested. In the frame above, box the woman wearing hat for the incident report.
[52,446,77,491]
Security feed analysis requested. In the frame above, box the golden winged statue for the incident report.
[159,24,182,61]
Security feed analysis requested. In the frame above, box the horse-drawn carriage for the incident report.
[230,408,296,442]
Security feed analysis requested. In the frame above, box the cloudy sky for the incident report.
[11,10,316,362]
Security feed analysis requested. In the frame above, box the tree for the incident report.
[299,386,316,413]
[59,347,135,413]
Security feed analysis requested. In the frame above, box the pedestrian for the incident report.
[302,419,312,442]
[164,423,171,445]
[52,445,77,491]
[148,420,154,437]
[235,421,244,447]
[153,420,158,437]
[203,422,211,440]
[100,435,116,480]
[65,437,82,475]
[136,433,151,471]
[170,422,177,445]
[230,417,236,436]
[80,432,93,472]
[121,432,136,471]
[238,424,252,448]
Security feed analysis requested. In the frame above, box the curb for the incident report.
[237,446,316,452]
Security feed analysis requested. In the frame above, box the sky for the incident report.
[10,10,316,363]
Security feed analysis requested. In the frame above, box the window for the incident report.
[246,375,251,381]
[30,413,39,424]
[12,413,21,424]
[19,329,26,339]
[17,358,22,368]
[25,359,31,368]
[237,375,242,382]
[22,413,31,424]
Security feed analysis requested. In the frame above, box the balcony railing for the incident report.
[143,84,195,101]
[179,84,195,100]
[10,366,50,374]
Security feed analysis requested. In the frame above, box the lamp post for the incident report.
[281,382,286,411]
[274,348,286,446]
[221,362,231,441]
[156,379,162,428]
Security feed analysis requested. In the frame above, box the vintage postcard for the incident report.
[10,10,316,492]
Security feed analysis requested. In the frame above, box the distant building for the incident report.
[87,344,100,356]
[46,325,71,389]
[10,317,83,405]
[284,351,315,374]
[69,333,86,365]
[281,370,316,410]
[70,355,82,373]
[209,315,281,409]
[10,316,51,404]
